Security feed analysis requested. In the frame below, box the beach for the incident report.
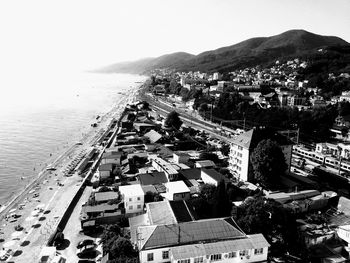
[0,82,141,262]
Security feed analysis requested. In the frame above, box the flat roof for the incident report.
[119,184,144,196]
[179,168,201,180]
[95,191,119,202]
[164,181,190,194]
[138,172,168,185]
[147,201,177,225]
[201,168,227,183]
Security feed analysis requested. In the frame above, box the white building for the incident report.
[135,217,269,263]
[228,129,292,182]
[150,155,179,181]
[162,181,191,201]
[119,184,145,215]
[201,168,228,186]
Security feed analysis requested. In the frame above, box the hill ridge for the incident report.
[99,29,349,74]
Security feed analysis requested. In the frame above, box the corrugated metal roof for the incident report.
[170,234,269,260]
[138,217,246,250]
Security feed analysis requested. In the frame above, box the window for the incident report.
[228,252,237,258]
[162,251,169,259]
[210,254,222,261]
[129,205,133,210]
[194,257,203,263]
[137,196,141,201]
[129,198,132,202]
[238,146,243,150]
[147,253,153,261]
[177,259,190,263]
[137,204,142,209]
[254,248,263,255]
[239,250,248,256]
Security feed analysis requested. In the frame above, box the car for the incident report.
[77,239,95,249]
[77,247,97,259]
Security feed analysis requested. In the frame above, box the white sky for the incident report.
[0,0,349,74]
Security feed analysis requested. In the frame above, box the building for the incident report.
[135,217,270,263]
[201,168,229,186]
[101,151,122,165]
[228,128,292,182]
[151,156,179,181]
[195,160,216,168]
[173,152,190,164]
[119,184,145,215]
[98,163,114,181]
[162,181,191,201]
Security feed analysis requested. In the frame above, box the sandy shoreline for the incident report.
[0,81,142,254]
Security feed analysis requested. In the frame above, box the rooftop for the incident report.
[138,172,168,185]
[171,234,269,260]
[179,168,201,180]
[229,128,291,149]
[137,217,246,250]
[95,191,119,202]
[119,184,144,197]
[164,181,191,194]
[201,168,228,183]
[147,200,177,225]
[99,163,114,171]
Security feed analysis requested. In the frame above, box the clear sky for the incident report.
[0,0,349,74]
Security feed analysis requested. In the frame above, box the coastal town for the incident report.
[1,52,350,262]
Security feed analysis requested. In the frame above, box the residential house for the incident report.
[95,191,119,204]
[173,152,190,164]
[135,217,270,263]
[144,129,162,143]
[201,168,229,186]
[195,160,216,168]
[101,151,122,166]
[153,85,166,95]
[119,184,145,215]
[98,163,114,182]
[162,181,191,201]
[151,156,179,181]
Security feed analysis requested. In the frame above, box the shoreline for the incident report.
[0,80,143,222]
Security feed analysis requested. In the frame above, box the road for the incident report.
[141,94,236,144]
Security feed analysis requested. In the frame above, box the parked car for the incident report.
[77,239,95,249]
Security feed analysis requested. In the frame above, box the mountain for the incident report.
[99,30,350,73]
[99,52,194,74]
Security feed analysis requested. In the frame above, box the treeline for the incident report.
[210,92,338,142]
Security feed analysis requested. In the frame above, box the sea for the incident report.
[0,72,146,205]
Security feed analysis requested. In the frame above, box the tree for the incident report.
[236,196,273,235]
[100,224,122,254]
[109,236,137,259]
[250,139,287,187]
[213,180,231,217]
[200,183,216,201]
[165,111,182,130]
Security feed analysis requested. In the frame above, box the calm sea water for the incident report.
[0,72,146,204]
